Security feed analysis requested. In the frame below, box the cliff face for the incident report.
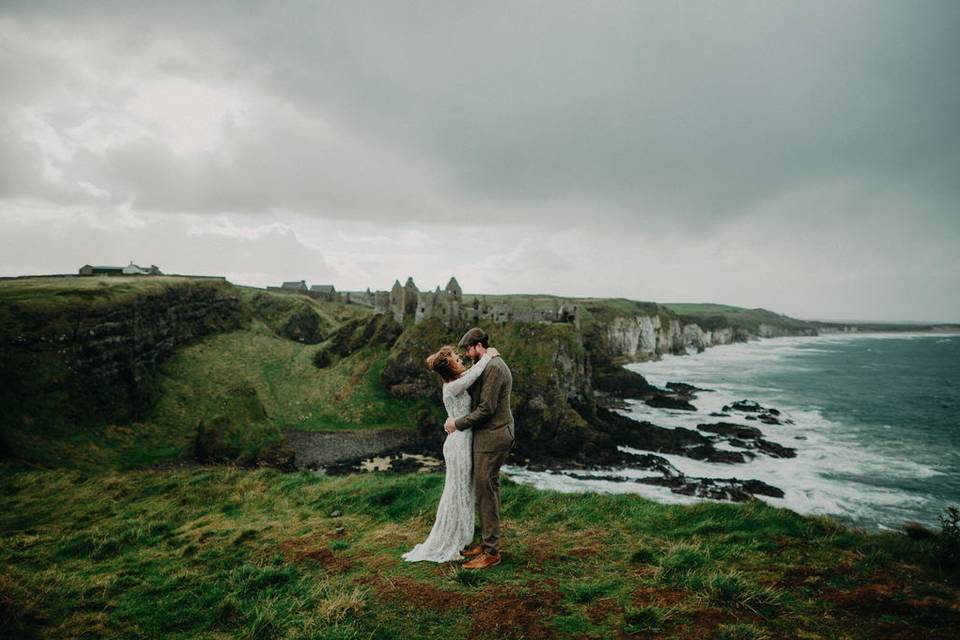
[590,312,820,364]
[586,312,742,364]
[0,279,246,429]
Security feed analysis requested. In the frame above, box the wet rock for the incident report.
[697,422,764,439]
[720,398,793,426]
[754,439,797,459]
[683,445,748,464]
[666,381,712,393]
[644,394,697,411]
[638,475,785,501]
[723,399,765,413]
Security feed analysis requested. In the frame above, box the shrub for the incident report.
[629,546,657,565]
[622,605,674,633]
[937,505,960,569]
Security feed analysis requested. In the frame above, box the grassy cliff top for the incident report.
[662,303,816,333]
[1,464,956,639]
[0,275,233,315]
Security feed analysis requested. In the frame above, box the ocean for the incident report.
[504,332,960,531]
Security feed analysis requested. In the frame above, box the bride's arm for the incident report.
[444,352,493,397]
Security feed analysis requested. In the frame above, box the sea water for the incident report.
[504,332,960,530]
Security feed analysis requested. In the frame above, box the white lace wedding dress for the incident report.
[401,353,493,563]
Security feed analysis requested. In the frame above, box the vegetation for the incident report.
[0,278,432,470]
[3,276,959,638]
[662,303,817,334]
[1,465,958,639]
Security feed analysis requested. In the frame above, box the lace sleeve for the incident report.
[444,353,492,397]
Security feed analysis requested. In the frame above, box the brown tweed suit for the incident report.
[454,356,514,555]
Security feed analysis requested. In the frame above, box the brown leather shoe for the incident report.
[461,544,483,558]
[463,552,501,570]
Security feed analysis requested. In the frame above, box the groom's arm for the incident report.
[454,361,504,432]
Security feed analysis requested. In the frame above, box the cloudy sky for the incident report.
[1,1,958,322]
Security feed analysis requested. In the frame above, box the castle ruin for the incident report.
[264,275,580,327]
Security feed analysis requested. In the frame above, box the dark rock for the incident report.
[709,412,731,417]
[684,445,747,464]
[644,394,697,411]
[723,399,764,413]
[754,439,797,459]
[593,365,657,399]
[282,308,324,344]
[745,415,757,421]
[621,452,682,477]
[313,348,332,369]
[697,422,764,439]
[256,440,296,471]
[388,456,424,474]
[666,381,712,393]
[637,475,784,501]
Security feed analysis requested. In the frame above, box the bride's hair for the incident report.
[426,345,466,382]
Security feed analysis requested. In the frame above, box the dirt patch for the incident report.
[469,579,565,640]
[631,585,688,608]
[278,536,352,573]
[774,565,826,590]
[824,571,960,637]
[658,607,738,640]
[585,596,621,625]
[363,575,461,610]
[520,533,563,567]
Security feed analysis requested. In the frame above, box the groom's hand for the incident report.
[444,418,457,433]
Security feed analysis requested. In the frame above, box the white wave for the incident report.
[503,464,702,505]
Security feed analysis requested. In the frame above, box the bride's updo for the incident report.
[426,345,466,382]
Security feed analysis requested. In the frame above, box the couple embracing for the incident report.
[402,327,514,570]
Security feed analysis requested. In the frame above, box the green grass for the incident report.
[662,302,816,333]
[1,278,435,469]
[0,275,230,314]
[1,465,956,639]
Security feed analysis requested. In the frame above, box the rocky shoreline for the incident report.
[302,378,800,503]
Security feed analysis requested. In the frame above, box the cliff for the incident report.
[0,277,246,434]
[0,275,898,471]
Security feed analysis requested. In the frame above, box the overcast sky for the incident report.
[1,1,958,322]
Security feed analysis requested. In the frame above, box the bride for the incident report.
[402,344,498,563]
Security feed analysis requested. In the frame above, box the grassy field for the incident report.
[661,303,816,333]
[1,464,958,640]
[0,275,231,314]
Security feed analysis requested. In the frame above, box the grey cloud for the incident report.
[0,2,958,321]
[2,1,958,231]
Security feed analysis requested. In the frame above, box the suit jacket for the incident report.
[454,356,515,453]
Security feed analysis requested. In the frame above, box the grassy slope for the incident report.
[661,303,817,333]
[1,279,433,470]
[1,465,957,640]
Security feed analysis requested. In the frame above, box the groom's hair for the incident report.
[426,345,462,382]
[457,327,489,349]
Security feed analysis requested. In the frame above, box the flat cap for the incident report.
[457,327,488,348]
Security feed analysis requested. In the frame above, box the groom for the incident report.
[444,326,515,569]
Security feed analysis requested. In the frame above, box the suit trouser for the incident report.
[473,447,511,555]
